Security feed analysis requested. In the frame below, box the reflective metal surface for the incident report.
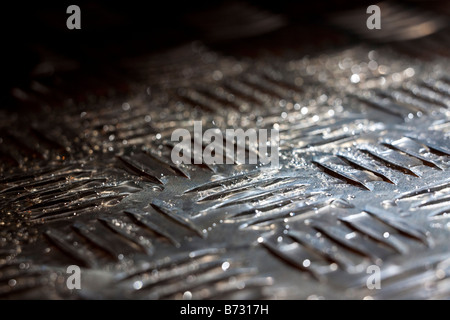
[1,1,450,299]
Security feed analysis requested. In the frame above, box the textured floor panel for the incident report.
[1,11,450,299]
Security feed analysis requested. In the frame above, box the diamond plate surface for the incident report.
[1,1,450,300]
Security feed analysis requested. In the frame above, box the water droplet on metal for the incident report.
[133,281,143,290]
[221,261,230,271]
[183,291,193,300]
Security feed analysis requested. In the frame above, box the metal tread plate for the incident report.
[1,3,450,300]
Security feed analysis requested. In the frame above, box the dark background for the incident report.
[0,0,443,108]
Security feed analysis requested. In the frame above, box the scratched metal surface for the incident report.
[1,1,450,299]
